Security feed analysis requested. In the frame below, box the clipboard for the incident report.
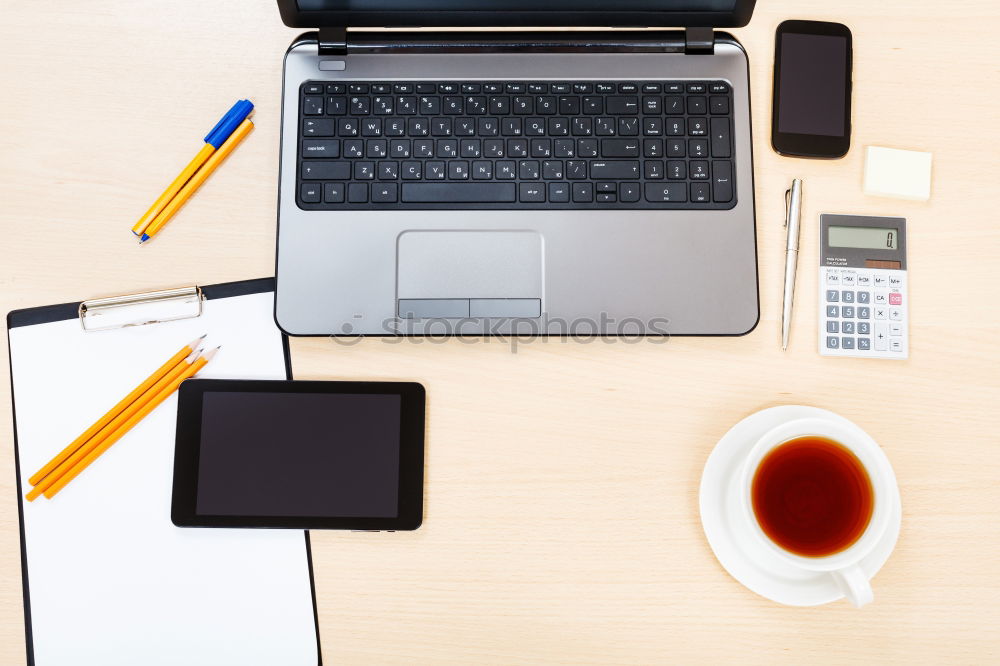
[6,278,321,666]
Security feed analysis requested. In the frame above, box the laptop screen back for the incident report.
[278,0,755,27]
[297,1,738,10]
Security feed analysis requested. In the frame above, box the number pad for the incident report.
[820,266,907,360]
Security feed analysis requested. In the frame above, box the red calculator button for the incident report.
[889,293,902,305]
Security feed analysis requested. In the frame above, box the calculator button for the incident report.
[842,273,856,286]
[875,308,887,320]
[890,322,903,336]
[826,272,841,285]
[874,324,889,350]
[874,290,888,305]
[890,340,903,353]
[841,291,854,303]
[842,321,856,334]
[858,322,871,335]
[889,292,903,306]
[858,338,871,351]
[826,336,840,349]
[826,321,839,333]
[889,308,903,321]
[826,305,839,318]
[842,306,855,318]
[826,290,839,302]
[889,274,903,287]
[842,337,855,350]
[874,274,888,287]
[857,307,870,319]
[857,291,870,304]
[856,272,873,287]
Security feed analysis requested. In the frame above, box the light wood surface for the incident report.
[2,1,999,663]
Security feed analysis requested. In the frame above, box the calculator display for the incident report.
[828,225,898,250]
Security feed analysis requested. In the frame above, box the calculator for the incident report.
[819,214,908,359]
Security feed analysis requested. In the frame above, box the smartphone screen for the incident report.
[771,20,852,158]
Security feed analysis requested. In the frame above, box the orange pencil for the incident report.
[42,347,220,500]
[25,345,203,501]
[27,335,205,488]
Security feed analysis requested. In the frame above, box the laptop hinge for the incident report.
[318,26,348,55]
[684,27,715,54]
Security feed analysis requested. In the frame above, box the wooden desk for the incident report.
[2,1,998,662]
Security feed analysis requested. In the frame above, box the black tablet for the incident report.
[171,379,425,530]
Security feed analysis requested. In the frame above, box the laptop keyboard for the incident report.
[296,80,735,210]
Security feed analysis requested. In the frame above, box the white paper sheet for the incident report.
[9,289,318,666]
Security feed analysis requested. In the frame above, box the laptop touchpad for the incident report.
[397,230,542,319]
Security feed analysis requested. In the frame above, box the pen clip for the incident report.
[783,188,791,227]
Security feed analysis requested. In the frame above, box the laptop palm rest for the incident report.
[397,230,542,319]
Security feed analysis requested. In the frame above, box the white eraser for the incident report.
[863,146,933,201]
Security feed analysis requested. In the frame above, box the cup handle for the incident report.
[831,564,874,608]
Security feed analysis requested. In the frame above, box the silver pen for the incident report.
[781,179,803,350]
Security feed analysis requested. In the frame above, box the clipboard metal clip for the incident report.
[79,286,204,331]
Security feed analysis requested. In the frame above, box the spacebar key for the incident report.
[401,183,516,203]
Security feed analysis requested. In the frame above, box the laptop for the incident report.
[274,1,759,337]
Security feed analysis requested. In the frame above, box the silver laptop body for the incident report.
[274,2,759,337]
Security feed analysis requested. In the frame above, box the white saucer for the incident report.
[699,405,901,606]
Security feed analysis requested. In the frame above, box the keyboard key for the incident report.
[689,139,708,157]
[401,183,516,203]
[549,182,570,202]
[301,140,340,158]
[353,161,374,180]
[302,118,335,137]
[590,161,641,179]
[690,182,710,202]
[326,97,348,115]
[710,96,730,114]
[619,182,641,203]
[371,183,398,203]
[302,96,324,115]
[710,118,730,158]
[448,160,469,180]
[712,161,733,202]
[519,183,545,202]
[601,139,640,157]
[644,183,687,202]
[572,182,594,202]
[303,84,324,95]
[326,83,346,94]
[348,182,368,202]
[687,97,707,115]
[607,97,640,114]
[709,82,730,93]
[323,182,345,203]
[300,183,321,203]
[301,161,350,180]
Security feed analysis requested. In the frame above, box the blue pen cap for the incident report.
[204,99,254,148]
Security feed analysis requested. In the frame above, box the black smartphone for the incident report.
[771,20,853,158]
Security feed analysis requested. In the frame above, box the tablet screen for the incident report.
[196,392,402,518]
[172,380,424,530]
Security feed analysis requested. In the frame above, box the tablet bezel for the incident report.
[171,379,425,530]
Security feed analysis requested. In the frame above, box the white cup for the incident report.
[739,417,897,607]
